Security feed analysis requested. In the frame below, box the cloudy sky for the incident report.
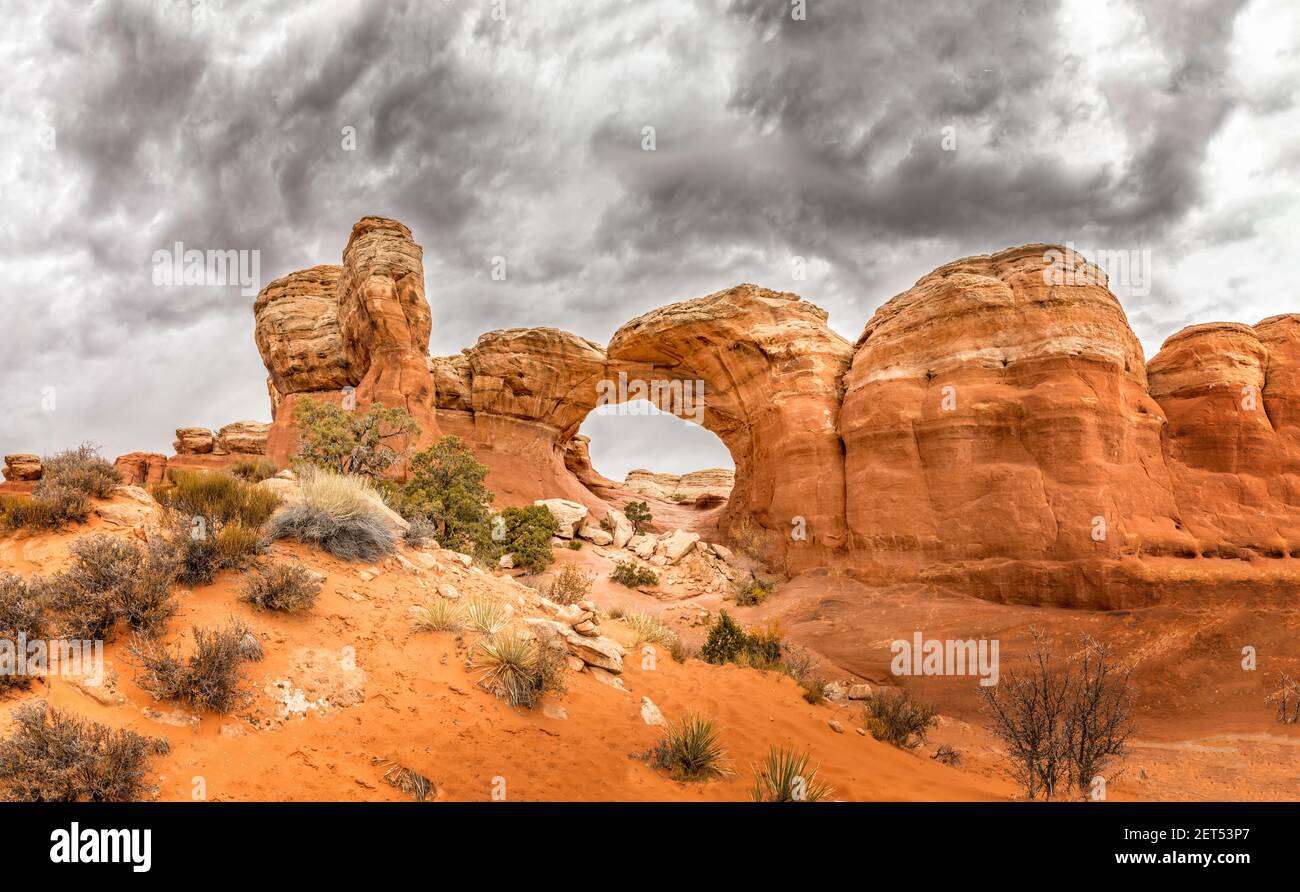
[1,0,1297,480]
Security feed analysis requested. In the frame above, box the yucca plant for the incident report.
[409,599,465,633]
[465,596,509,636]
[650,714,727,780]
[473,634,541,708]
[750,746,834,802]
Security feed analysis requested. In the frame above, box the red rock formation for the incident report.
[2,454,42,482]
[114,452,168,486]
[609,284,853,568]
[256,217,437,465]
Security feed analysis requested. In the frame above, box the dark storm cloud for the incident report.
[0,0,1291,479]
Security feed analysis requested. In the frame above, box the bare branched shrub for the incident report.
[1267,672,1300,724]
[0,701,169,802]
[979,631,1134,800]
[130,622,259,713]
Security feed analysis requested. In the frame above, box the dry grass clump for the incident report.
[269,468,396,561]
[0,701,169,802]
[648,714,728,781]
[44,534,178,640]
[152,469,279,528]
[621,610,677,648]
[403,516,438,548]
[230,457,279,482]
[129,621,261,713]
[750,746,834,802]
[409,599,465,633]
[545,563,593,605]
[472,631,564,709]
[240,563,322,612]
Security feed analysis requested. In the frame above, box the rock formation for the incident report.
[2,454,42,482]
[623,468,734,501]
[239,218,1300,608]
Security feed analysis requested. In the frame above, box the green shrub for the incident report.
[130,621,260,713]
[0,701,169,802]
[862,687,938,749]
[269,468,396,561]
[399,436,493,554]
[750,746,834,802]
[649,714,726,780]
[624,501,652,534]
[567,539,583,550]
[700,611,748,664]
[496,506,558,574]
[610,561,658,588]
[240,564,322,612]
[293,397,420,478]
[545,564,593,605]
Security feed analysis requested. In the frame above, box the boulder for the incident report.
[605,509,635,549]
[534,498,588,538]
[2,454,42,482]
[216,421,270,455]
[173,427,215,455]
[640,696,666,726]
[656,530,700,564]
[113,452,167,486]
[577,525,613,546]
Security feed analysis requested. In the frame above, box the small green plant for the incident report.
[649,714,727,780]
[545,564,593,605]
[750,746,834,802]
[240,563,322,612]
[610,561,658,589]
[293,397,420,478]
[0,701,169,802]
[624,501,652,534]
[862,687,938,749]
[700,611,748,664]
[567,539,583,550]
[409,599,465,633]
[669,492,686,503]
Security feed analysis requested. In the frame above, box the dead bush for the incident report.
[979,631,1134,800]
[0,701,169,801]
[240,563,322,613]
[130,621,260,713]
[46,534,177,640]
